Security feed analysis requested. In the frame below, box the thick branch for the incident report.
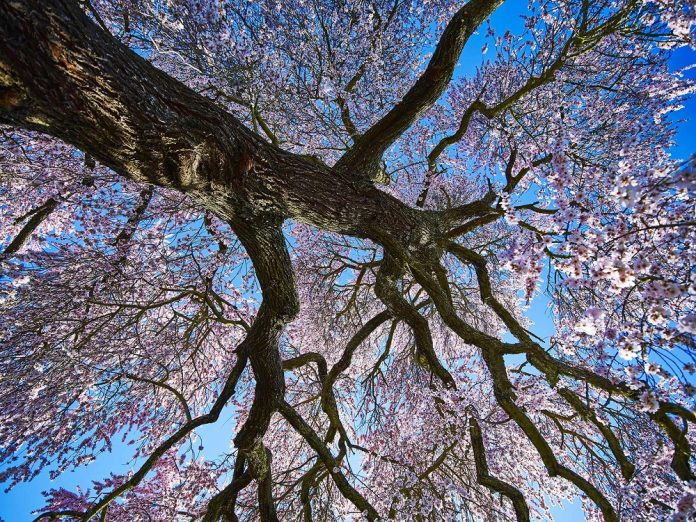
[230,219,299,451]
[0,0,426,241]
[334,0,504,178]
[480,349,618,522]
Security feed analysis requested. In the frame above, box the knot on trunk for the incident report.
[158,136,232,190]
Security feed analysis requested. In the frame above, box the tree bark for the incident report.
[0,0,433,245]
[4,2,691,521]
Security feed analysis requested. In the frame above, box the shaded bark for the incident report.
[0,0,430,244]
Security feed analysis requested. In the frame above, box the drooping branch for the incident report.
[321,310,392,442]
[446,239,693,483]
[122,372,193,423]
[209,87,279,146]
[374,254,455,387]
[385,442,457,519]
[283,312,395,460]
[516,340,696,479]
[33,354,249,521]
[468,415,531,522]
[331,3,400,148]
[284,350,347,445]
[378,240,623,519]
[479,348,619,522]
[556,388,635,481]
[447,242,533,343]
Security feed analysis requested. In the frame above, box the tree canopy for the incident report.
[0,0,695,520]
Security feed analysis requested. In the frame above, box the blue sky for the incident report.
[1,3,695,521]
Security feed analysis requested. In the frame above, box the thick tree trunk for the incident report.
[0,0,433,245]
[8,3,692,522]
[0,5,439,520]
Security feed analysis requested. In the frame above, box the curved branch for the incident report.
[334,0,504,179]
[122,372,192,422]
[284,312,393,446]
[469,416,531,522]
[382,239,619,518]
[446,240,691,483]
[46,354,250,521]
[230,218,299,451]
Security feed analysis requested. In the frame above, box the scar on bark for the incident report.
[222,146,255,190]
[188,139,230,185]
[48,41,81,74]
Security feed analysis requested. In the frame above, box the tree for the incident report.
[0,0,694,520]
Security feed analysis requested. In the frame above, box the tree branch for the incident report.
[374,254,455,388]
[333,0,504,180]
[469,416,531,522]
[1,198,57,259]
[278,400,379,520]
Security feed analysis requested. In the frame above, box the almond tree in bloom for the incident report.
[0,0,695,520]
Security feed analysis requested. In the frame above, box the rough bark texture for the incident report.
[0,0,432,243]
[1,1,694,521]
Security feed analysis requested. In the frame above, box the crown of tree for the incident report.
[0,1,695,520]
